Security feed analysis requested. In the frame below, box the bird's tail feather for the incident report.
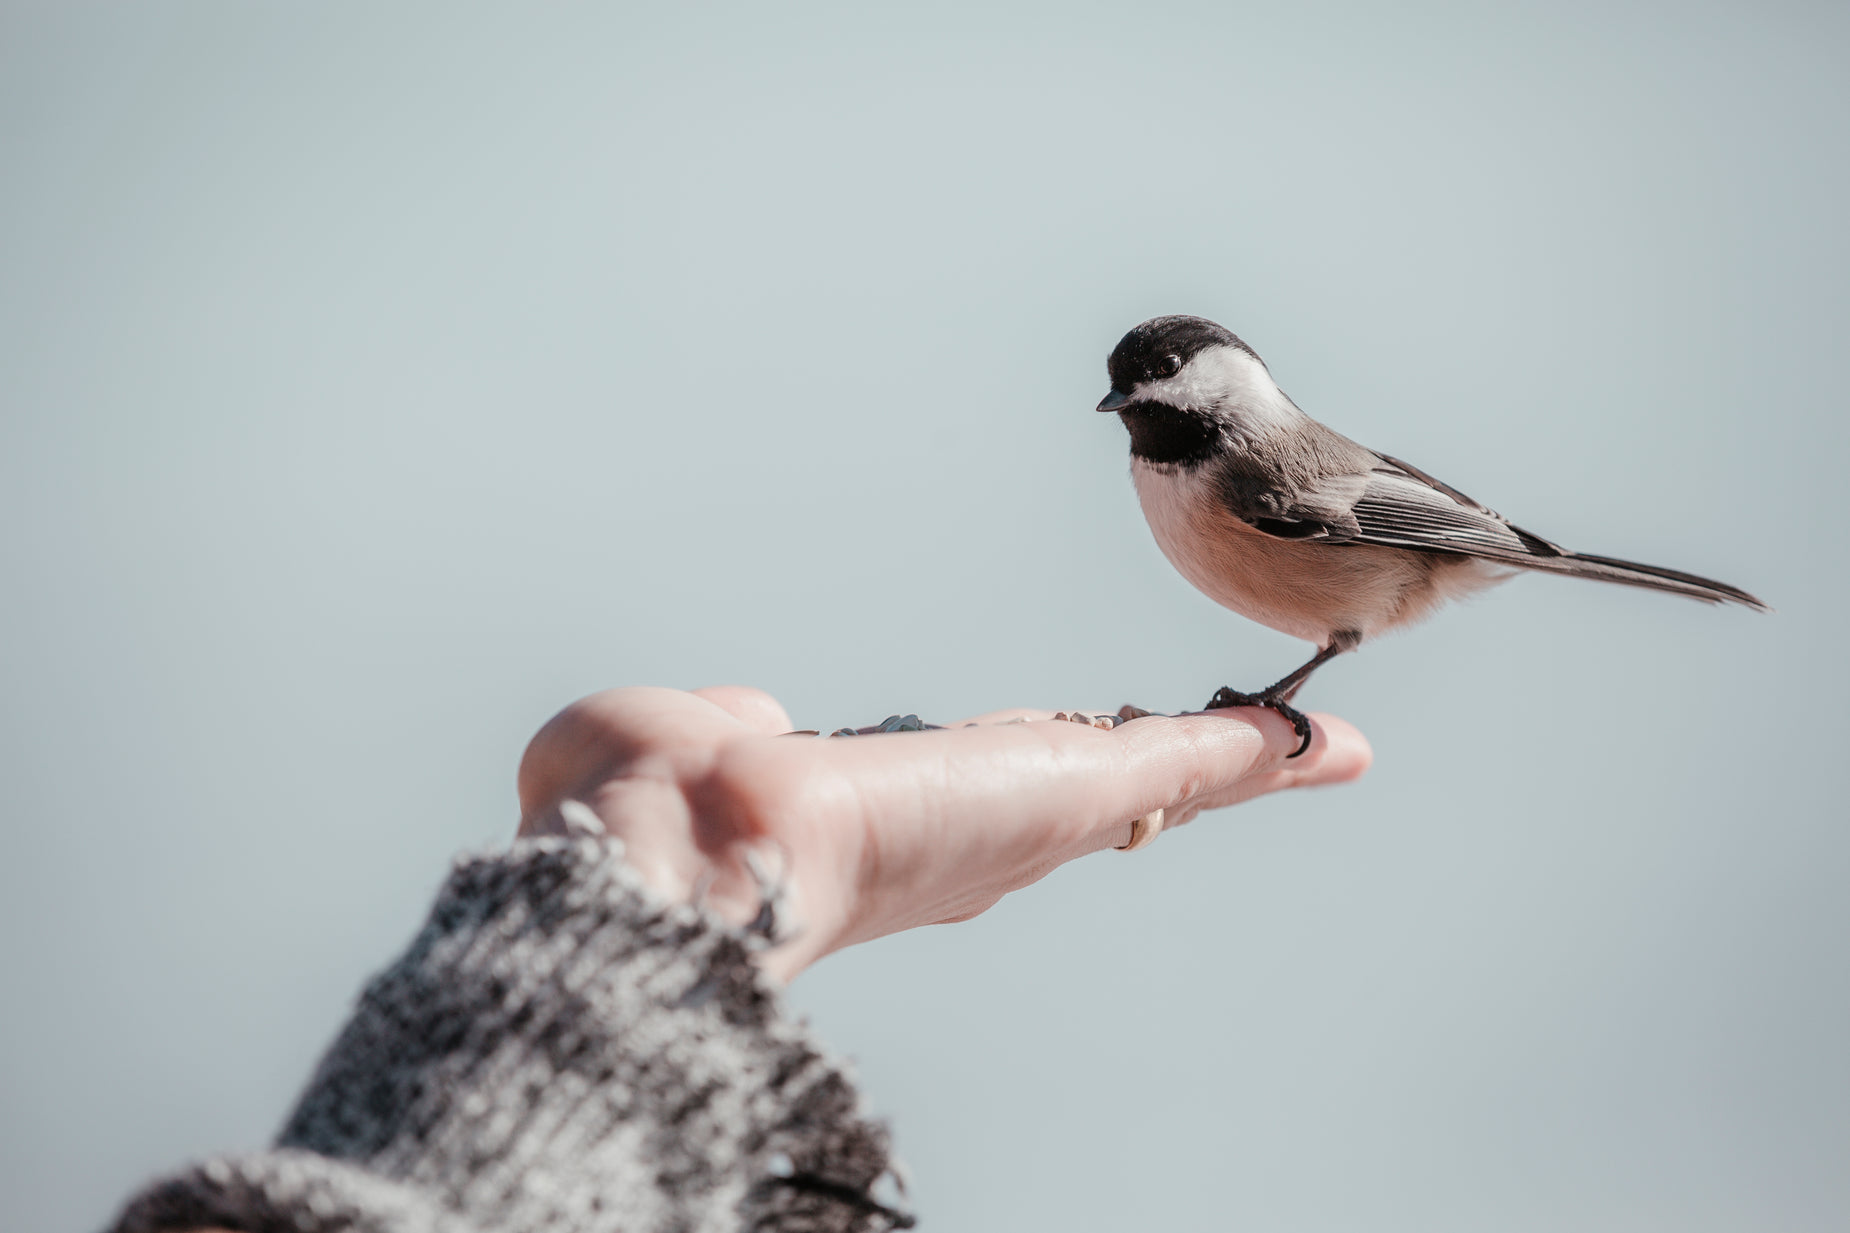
[1522,550,1768,610]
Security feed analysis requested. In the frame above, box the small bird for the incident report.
[1099,315,1766,756]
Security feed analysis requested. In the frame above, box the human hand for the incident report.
[516,687,1371,983]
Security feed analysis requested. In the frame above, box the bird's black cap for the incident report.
[1105,315,1260,394]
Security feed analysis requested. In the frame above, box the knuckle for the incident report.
[695,684,793,733]
[1169,759,1211,805]
[697,741,824,841]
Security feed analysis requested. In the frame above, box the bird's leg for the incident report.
[1205,631,1361,758]
[1266,642,1346,705]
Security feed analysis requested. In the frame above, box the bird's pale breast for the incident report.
[1131,460,1503,645]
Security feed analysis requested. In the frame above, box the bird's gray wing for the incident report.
[1210,437,1370,542]
[1216,443,1767,607]
[1216,443,1565,562]
[1346,454,1566,562]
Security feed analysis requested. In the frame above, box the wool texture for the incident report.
[109,836,907,1233]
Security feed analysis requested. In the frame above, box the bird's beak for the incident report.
[1096,390,1132,413]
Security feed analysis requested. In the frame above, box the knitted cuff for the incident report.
[109,836,906,1233]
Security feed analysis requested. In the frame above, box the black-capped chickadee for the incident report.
[1100,315,1766,756]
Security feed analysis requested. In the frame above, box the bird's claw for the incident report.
[1205,687,1314,758]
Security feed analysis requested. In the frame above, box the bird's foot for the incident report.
[1204,687,1314,759]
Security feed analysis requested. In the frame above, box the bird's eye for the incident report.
[1155,354,1182,378]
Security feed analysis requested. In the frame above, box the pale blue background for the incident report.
[4,3,1846,1230]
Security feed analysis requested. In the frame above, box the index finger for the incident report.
[822,706,1365,864]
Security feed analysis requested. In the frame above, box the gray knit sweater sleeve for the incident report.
[108,835,907,1233]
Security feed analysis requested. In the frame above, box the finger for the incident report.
[952,707,1051,726]
[950,702,1292,731]
[519,687,759,821]
[1273,712,1372,785]
[820,705,1311,861]
[954,707,1095,725]
[950,707,1135,727]
[1160,712,1372,820]
[1108,707,1320,821]
[690,685,794,736]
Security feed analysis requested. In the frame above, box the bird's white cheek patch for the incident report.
[1137,349,1300,437]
